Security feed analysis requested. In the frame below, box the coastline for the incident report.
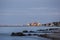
[39,33,60,40]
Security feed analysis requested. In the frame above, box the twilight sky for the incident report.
[0,0,60,24]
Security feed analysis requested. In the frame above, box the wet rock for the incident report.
[11,32,26,36]
[38,34,48,38]
[22,30,28,33]
[33,34,38,36]
[29,31,35,33]
[28,34,32,36]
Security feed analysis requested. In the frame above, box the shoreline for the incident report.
[39,33,60,40]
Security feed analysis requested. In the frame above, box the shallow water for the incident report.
[0,33,51,40]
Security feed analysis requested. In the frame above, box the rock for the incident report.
[11,32,15,36]
[22,30,28,33]
[11,32,26,36]
[33,34,38,36]
[38,34,48,38]
[29,31,35,33]
[28,34,32,36]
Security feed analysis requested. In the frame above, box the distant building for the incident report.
[27,22,41,26]
[42,23,54,26]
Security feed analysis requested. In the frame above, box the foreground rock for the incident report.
[11,32,26,36]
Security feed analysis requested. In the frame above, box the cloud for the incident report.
[27,7,58,10]
[0,7,59,16]
[0,12,60,16]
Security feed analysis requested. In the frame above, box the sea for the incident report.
[0,27,60,40]
[0,14,60,40]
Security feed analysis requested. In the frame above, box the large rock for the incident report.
[11,32,26,36]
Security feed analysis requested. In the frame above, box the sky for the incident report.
[0,0,60,24]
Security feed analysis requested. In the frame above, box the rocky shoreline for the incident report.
[11,32,60,40]
[11,28,60,40]
[39,33,60,40]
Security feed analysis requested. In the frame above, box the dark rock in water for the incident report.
[11,32,15,36]
[29,31,35,33]
[38,34,48,38]
[33,34,38,36]
[22,30,28,33]
[28,34,32,36]
[11,32,26,36]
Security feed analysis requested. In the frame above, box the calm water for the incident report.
[0,27,60,33]
[0,26,60,40]
[0,35,51,40]
[0,33,51,40]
